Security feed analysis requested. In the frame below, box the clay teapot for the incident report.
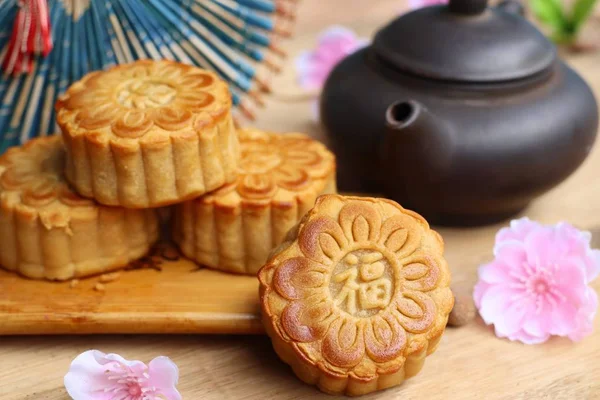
[320,0,598,225]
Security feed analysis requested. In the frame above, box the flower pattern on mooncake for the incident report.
[0,136,159,281]
[259,195,453,396]
[0,138,93,208]
[55,60,238,208]
[213,129,334,201]
[58,62,219,138]
[173,128,336,275]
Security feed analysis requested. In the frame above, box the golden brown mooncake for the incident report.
[55,60,239,208]
[0,136,159,281]
[173,128,336,275]
[259,194,454,396]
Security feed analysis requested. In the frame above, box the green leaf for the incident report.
[551,30,577,44]
[570,0,599,31]
[530,0,569,31]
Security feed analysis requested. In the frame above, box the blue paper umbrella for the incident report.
[0,0,297,152]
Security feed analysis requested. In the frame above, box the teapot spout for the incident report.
[386,100,424,133]
[383,100,453,171]
[381,100,454,212]
[385,100,442,138]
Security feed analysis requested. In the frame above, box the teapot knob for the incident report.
[497,0,526,16]
[448,0,488,15]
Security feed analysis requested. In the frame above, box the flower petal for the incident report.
[555,258,588,303]
[504,328,550,345]
[175,92,215,112]
[524,227,568,270]
[549,302,578,337]
[179,72,215,89]
[478,259,513,284]
[379,214,420,259]
[322,317,365,368]
[568,288,598,342]
[495,217,540,246]
[148,357,182,400]
[237,174,277,200]
[401,255,440,292]
[395,291,435,333]
[409,0,449,9]
[546,262,590,338]
[317,26,359,46]
[364,314,407,363]
[477,284,522,327]
[96,352,147,375]
[273,164,310,192]
[522,303,551,338]
[283,148,321,168]
[490,299,531,337]
[473,280,490,309]
[111,110,153,138]
[492,240,527,267]
[273,257,327,300]
[339,201,381,243]
[295,52,324,90]
[586,249,600,282]
[299,216,347,265]
[556,222,600,282]
[152,107,192,131]
[76,103,120,130]
[281,298,333,343]
[64,350,114,400]
[295,26,368,91]
[64,87,108,109]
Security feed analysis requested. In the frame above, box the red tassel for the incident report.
[30,0,52,57]
[2,0,53,76]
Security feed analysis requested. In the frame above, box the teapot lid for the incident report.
[372,0,556,82]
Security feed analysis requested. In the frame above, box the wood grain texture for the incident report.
[2,0,600,398]
[0,254,262,335]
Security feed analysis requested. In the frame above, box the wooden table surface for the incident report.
[2,1,600,399]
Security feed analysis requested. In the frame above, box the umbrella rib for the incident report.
[105,1,134,63]
[112,0,149,60]
[38,6,66,137]
[163,0,257,81]
[146,0,249,90]
[0,0,294,141]
[118,0,168,60]
[20,0,61,141]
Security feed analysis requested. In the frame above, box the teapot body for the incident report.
[321,48,598,225]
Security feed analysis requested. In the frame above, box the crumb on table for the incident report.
[161,247,180,261]
[99,272,121,283]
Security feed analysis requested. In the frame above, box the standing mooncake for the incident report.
[173,128,336,275]
[0,136,159,280]
[55,60,239,208]
[259,194,453,396]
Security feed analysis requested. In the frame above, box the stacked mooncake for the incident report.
[0,60,453,397]
[0,60,336,280]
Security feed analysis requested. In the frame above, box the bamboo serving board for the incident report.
[0,244,264,335]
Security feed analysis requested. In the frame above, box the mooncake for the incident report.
[0,136,159,280]
[259,194,453,396]
[173,128,336,275]
[56,60,239,208]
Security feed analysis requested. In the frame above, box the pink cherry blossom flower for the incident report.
[295,25,369,91]
[64,350,181,400]
[408,0,448,9]
[295,26,368,122]
[474,218,600,344]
